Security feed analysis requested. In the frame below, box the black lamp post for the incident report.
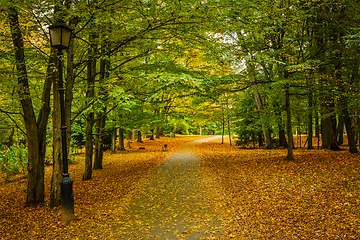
[49,20,74,224]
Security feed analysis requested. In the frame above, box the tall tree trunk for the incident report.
[285,85,294,160]
[137,130,143,143]
[127,130,132,140]
[279,129,288,148]
[334,44,358,153]
[93,48,109,169]
[8,7,52,206]
[50,52,62,208]
[93,114,105,170]
[227,116,232,146]
[247,61,272,149]
[118,128,125,151]
[50,4,79,208]
[93,117,101,168]
[111,128,117,154]
[315,108,320,138]
[357,116,360,145]
[156,126,160,139]
[83,32,97,181]
[307,91,314,149]
[221,106,225,144]
[149,128,155,140]
[258,132,263,147]
[276,105,288,148]
[318,64,339,150]
[336,117,344,145]
[253,92,272,149]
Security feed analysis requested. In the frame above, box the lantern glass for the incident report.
[50,27,61,46]
[62,28,72,48]
[49,21,72,50]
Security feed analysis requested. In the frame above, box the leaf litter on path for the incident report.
[101,136,236,239]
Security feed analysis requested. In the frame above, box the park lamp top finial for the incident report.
[49,20,72,50]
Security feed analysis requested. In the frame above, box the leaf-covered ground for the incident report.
[0,135,359,239]
[0,136,204,239]
[195,137,360,239]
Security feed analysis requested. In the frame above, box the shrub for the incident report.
[0,145,28,182]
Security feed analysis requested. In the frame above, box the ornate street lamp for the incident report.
[49,20,74,224]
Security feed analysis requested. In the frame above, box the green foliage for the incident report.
[168,118,190,135]
[0,145,27,181]
[71,119,86,147]
[233,91,263,148]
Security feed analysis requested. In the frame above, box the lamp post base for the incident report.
[60,173,74,224]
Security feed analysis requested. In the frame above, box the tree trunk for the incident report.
[276,106,288,148]
[297,117,301,148]
[285,86,294,161]
[336,117,344,145]
[137,130,143,143]
[258,132,263,147]
[315,109,320,138]
[221,106,225,144]
[8,7,53,206]
[50,52,62,208]
[253,92,272,149]
[93,54,108,169]
[49,5,79,207]
[247,61,272,149]
[111,128,117,154]
[307,91,314,149]
[156,126,160,139]
[127,130,132,140]
[334,46,358,153]
[83,112,94,181]
[118,128,125,151]
[93,114,105,170]
[83,32,97,181]
[318,67,339,150]
[343,112,358,153]
[227,116,232,146]
[279,129,288,148]
[149,128,155,140]
[93,117,101,167]
[321,115,332,148]
[357,116,360,145]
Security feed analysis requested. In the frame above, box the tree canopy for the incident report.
[1,0,360,206]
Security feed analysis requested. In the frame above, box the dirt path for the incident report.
[106,136,229,239]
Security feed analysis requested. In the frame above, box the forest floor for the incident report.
[0,135,359,239]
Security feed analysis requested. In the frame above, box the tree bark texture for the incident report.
[334,49,358,153]
[247,61,272,149]
[83,32,97,181]
[285,86,294,160]
[227,116,232,146]
[336,117,344,145]
[137,131,143,143]
[307,91,314,149]
[8,7,52,206]
[93,114,105,170]
[111,128,117,154]
[50,51,62,208]
[118,128,125,151]
[127,130,132,140]
[156,126,160,139]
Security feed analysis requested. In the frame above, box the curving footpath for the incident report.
[108,136,230,239]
